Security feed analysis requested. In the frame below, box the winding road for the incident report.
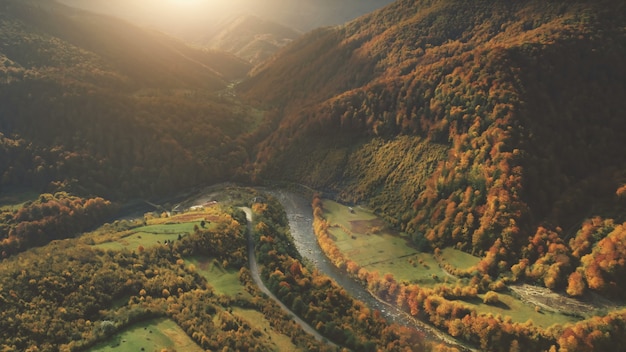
[241,207,337,347]
[183,186,472,350]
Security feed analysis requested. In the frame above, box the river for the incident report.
[266,189,473,350]
[174,184,471,350]
[241,207,336,346]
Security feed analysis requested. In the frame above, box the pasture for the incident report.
[464,291,580,328]
[185,256,251,298]
[323,199,450,285]
[322,199,581,326]
[439,247,481,269]
[90,210,215,251]
[231,308,301,351]
[88,318,203,352]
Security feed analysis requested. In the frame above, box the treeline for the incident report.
[312,196,626,351]
[313,195,554,351]
[241,0,626,298]
[0,204,329,351]
[510,215,626,299]
[0,0,259,199]
[250,195,429,351]
[175,207,248,269]
[1,0,250,89]
[0,192,115,257]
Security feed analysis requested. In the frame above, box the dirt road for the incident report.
[241,207,337,348]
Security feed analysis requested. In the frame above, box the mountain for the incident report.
[2,0,626,350]
[240,0,397,32]
[201,15,301,65]
[56,0,395,63]
[0,0,256,199]
[2,0,250,89]
[57,0,396,33]
[240,0,626,293]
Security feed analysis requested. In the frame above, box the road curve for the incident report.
[240,207,337,348]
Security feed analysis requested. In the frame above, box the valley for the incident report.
[2,0,626,350]
[318,198,591,328]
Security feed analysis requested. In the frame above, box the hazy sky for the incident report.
[57,0,394,33]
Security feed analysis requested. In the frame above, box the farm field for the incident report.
[465,291,579,328]
[323,199,451,285]
[89,210,216,251]
[321,199,582,327]
[231,308,301,351]
[81,201,304,351]
[439,247,481,269]
[93,230,183,251]
[88,318,203,352]
[185,256,251,297]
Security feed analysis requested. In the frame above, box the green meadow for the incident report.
[93,230,183,251]
[232,308,301,351]
[323,199,451,285]
[88,318,203,352]
[322,199,580,327]
[185,256,250,298]
[465,292,578,328]
[89,213,212,251]
[439,247,481,269]
[84,206,299,351]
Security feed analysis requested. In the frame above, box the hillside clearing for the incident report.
[185,256,251,297]
[322,198,583,326]
[88,318,203,352]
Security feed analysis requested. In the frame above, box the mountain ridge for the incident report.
[2,0,626,350]
[239,0,626,293]
[202,15,301,65]
[0,0,255,198]
[3,0,251,89]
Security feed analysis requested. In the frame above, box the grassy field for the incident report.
[323,199,451,285]
[232,308,301,352]
[90,211,214,251]
[322,199,581,327]
[87,201,298,351]
[88,318,203,352]
[439,247,481,269]
[462,292,579,328]
[186,257,300,351]
[133,222,199,234]
[93,231,182,251]
[185,256,251,298]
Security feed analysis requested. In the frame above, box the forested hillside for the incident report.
[0,0,256,199]
[3,0,626,350]
[56,0,395,65]
[240,0,626,297]
[202,15,301,65]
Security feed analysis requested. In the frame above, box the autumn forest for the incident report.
[2,0,626,351]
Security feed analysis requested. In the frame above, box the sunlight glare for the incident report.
[136,0,240,28]
[165,0,202,6]
[158,0,240,19]
[163,0,231,11]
